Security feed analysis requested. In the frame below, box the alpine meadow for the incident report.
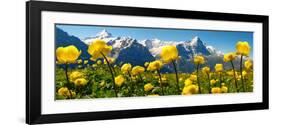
[55,24,253,100]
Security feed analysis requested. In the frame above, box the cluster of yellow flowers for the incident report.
[55,38,253,99]
[182,74,200,95]
[69,71,88,86]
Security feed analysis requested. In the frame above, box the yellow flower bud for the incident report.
[131,66,145,75]
[96,60,102,65]
[244,59,253,69]
[121,63,132,74]
[211,87,221,94]
[76,59,83,64]
[202,66,210,74]
[182,85,199,95]
[215,64,223,72]
[210,79,217,85]
[115,75,125,87]
[184,78,193,87]
[147,60,163,71]
[144,62,149,67]
[194,55,205,65]
[83,60,88,65]
[144,83,154,92]
[148,94,159,96]
[189,74,197,81]
[242,70,247,77]
[221,86,228,93]
[223,52,236,62]
[104,57,115,64]
[74,78,88,86]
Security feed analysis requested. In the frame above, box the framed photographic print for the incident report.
[26,1,269,124]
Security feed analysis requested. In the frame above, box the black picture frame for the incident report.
[26,1,269,124]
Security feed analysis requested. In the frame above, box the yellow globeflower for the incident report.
[144,83,154,92]
[58,87,70,97]
[227,71,234,76]
[74,78,88,86]
[115,75,125,87]
[84,60,88,65]
[236,41,251,56]
[148,94,159,96]
[202,66,210,74]
[144,62,149,67]
[104,57,115,64]
[121,63,132,74]
[160,45,179,63]
[194,55,205,65]
[210,79,217,85]
[147,60,163,71]
[223,52,236,62]
[215,64,223,72]
[189,74,197,81]
[182,85,199,95]
[56,45,81,64]
[92,64,97,68]
[244,59,253,69]
[131,66,145,75]
[221,86,228,93]
[69,71,83,82]
[184,79,193,87]
[88,39,112,60]
[96,60,102,65]
[76,59,82,64]
[211,87,221,94]
[242,70,247,77]
[99,80,106,87]
[179,77,184,82]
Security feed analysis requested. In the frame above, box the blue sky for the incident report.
[56,24,253,57]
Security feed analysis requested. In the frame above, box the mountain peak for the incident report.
[96,29,112,39]
[190,36,203,46]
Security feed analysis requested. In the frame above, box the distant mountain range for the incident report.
[56,27,241,73]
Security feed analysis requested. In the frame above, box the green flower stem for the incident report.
[128,71,134,97]
[196,64,202,94]
[206,72,211,94]
[64,64,72,99]
[172,60,180,95]
[240,55,246,92]
[110,64,116,75]
[87,68,96,97]
[157,70,165,96]
[230,60,239,92]
[219,72,222,88]
[138,74,145,96]
[101,53,117,97]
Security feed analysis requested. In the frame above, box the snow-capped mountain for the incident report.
[55,28,228,72]
[83,29,116,45]
[206,45,223,56]
[139,36,220,58]
[82,29,221,57]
